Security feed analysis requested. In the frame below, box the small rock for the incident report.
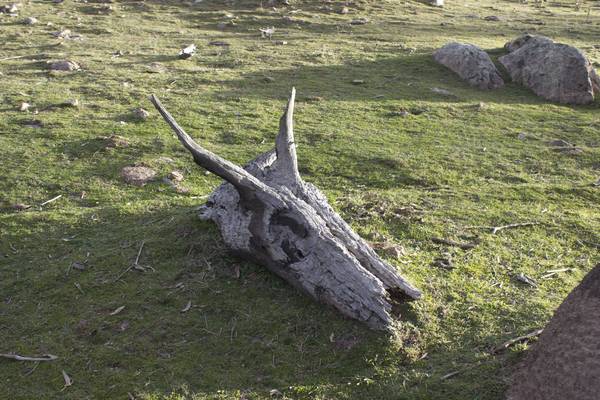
[333,334,359,350]
[548,139,572,147]
[260,27,275,39]
[49,60,80,71]
[52,29,82,40]
[71,261,86,271]
[517,132,527,140]
[12,203,31,211]
[0,3,19,14]
[274,40,287,45]
[208,40,229,47]
[339,6,349,14]
[351,79,365,85]
[61,99,79,108]
[117,320,129,332]
[19,102,30,112]
[484,15,500,21]
[430,0,444,6]
[433,255,453,270]
[121,166,157,186]
[156,156,175,164]
[104,134,129,148]
[168,170,184,182]
[145,62,166,74]
[23,120,43,128]
[304,95,323,102]
[554,147,584,155]
[53,29,72,39]
[132,107,150,120]
[263,76,275,83]
[383,244,404,260]
[350,18,369,25]
[389,110,410,117]
[53,0,64,3]
[162,176,189,194]
[269,389,283,398]
[22,16,38,25]
[178,44,196,59]
[431,87,455,96]
[216,22,227,30]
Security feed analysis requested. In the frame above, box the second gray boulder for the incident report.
[433,42,504,90]
[499,34,600,105]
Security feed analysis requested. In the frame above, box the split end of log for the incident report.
[150,88,422,331]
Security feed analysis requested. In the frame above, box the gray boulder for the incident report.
[433,42,504,90]
[499,34,600,105]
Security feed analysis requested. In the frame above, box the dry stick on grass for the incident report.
[40,194,62,207]
[491,222,540,234]
[114,241,145,282]
[0,353,58,362]
[431,237,477,250]
[465,221,540,234]
[440,370,461,380]
[0,55,31,62]
[491,329,544,354]
[540,268,574,280]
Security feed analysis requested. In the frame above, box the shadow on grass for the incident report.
[0,197,552,399]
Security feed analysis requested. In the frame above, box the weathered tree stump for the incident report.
[150,89,421,330]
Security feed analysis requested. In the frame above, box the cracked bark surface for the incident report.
[150,89,421,330]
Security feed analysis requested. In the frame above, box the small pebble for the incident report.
[23,16,38,25]
[168,170,184,182]
[350,18,369,25]
[132,107,150,120]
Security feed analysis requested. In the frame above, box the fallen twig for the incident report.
[491,222,539,234]
[515,273,537,287]
[0,55,30,62]
[0,353,58,362]
[465,222,540,234]
[114,241,145,281]
[577,239,600,249]
[40,194,62,207]
[181,300,192,313]
[61,370,73,391]
[109,305,125,316]
[22,361,40,376]
[440,370,460,380]
[431,237,477,250]
[540,268,573,280]
[491,329,543,354]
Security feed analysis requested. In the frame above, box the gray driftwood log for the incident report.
[149,89,421,330]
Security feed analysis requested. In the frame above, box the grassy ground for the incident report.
[1,0,599,398]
